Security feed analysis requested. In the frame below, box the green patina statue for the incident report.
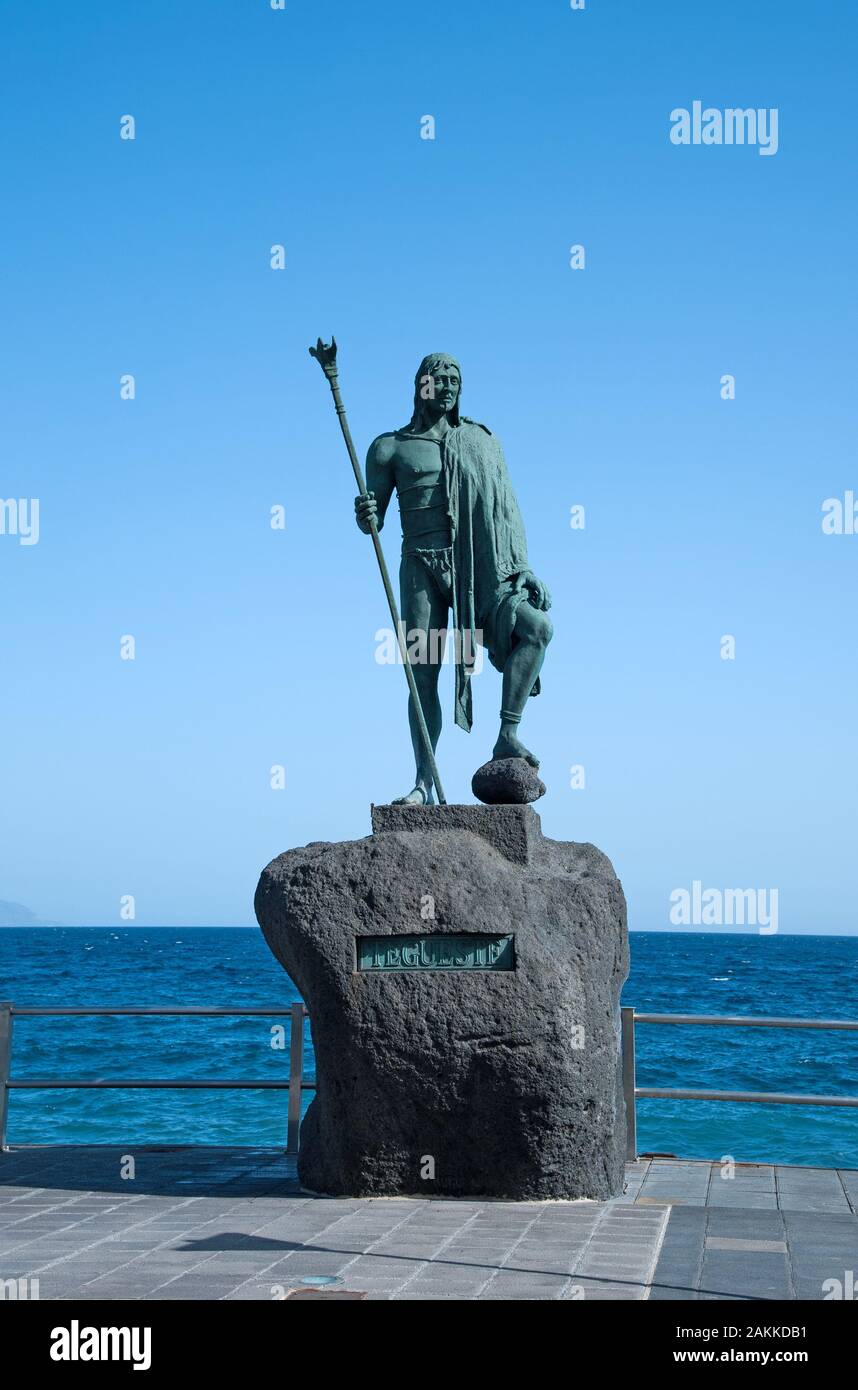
[355,353,552,806]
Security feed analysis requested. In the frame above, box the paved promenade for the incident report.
[1,1147,855,1301]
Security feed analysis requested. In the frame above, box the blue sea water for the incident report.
[0,929,855,1168]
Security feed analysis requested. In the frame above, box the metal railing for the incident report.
[0,1002,313,1154]
[2,1001,856,1164]
[621,1007,858,1162]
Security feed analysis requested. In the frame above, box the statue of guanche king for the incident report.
[355,353,553,806]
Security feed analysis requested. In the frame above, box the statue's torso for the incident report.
[392,432,450,551]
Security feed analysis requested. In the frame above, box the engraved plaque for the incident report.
[356,933,515,972]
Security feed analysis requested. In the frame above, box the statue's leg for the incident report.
[393,553,448,805]
[493,602,553,768]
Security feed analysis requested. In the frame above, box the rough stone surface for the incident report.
[255,804,628,1201]
[369,802,541,864]
[471,756,546,805]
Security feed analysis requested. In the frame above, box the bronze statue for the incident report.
[311,342,552,805]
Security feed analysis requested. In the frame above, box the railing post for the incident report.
[286,1003,304,1155]
[0,1003,13,1150]
[621,1006,637,1162]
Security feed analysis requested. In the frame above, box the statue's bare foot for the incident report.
[392,781,435,806]
[492,732,540,770]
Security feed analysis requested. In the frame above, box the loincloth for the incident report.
[401,545,455,606]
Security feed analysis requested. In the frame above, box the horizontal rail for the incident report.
[638,1087,858,1108]
[9,1007,297,1017]
[635,1013,858,1031]
[6,1080,316,1090]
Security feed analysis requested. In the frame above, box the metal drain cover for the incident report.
[283,1288,367,1300]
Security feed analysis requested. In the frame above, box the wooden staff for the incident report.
[309,337,447,805]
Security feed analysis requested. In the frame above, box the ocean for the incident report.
[1,929,855,1167]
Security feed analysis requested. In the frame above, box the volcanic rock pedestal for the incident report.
[255,805,628,1201]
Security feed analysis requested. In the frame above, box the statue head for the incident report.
[409,353,462,430]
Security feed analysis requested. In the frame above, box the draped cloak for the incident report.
[439,419,541,732]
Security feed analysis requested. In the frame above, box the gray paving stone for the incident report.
[707,1237,787,1252]
[700,1251,792,1300]
[778,1195,850,1213]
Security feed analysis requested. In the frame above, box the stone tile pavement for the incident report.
[0,1148,855,1301]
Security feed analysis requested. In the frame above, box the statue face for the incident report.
[427,364,460,416]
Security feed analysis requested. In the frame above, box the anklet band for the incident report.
[500,708,522,725]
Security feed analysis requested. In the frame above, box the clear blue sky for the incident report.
[1,0,856,932]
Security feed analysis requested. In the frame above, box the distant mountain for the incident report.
[0,900,60,926]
